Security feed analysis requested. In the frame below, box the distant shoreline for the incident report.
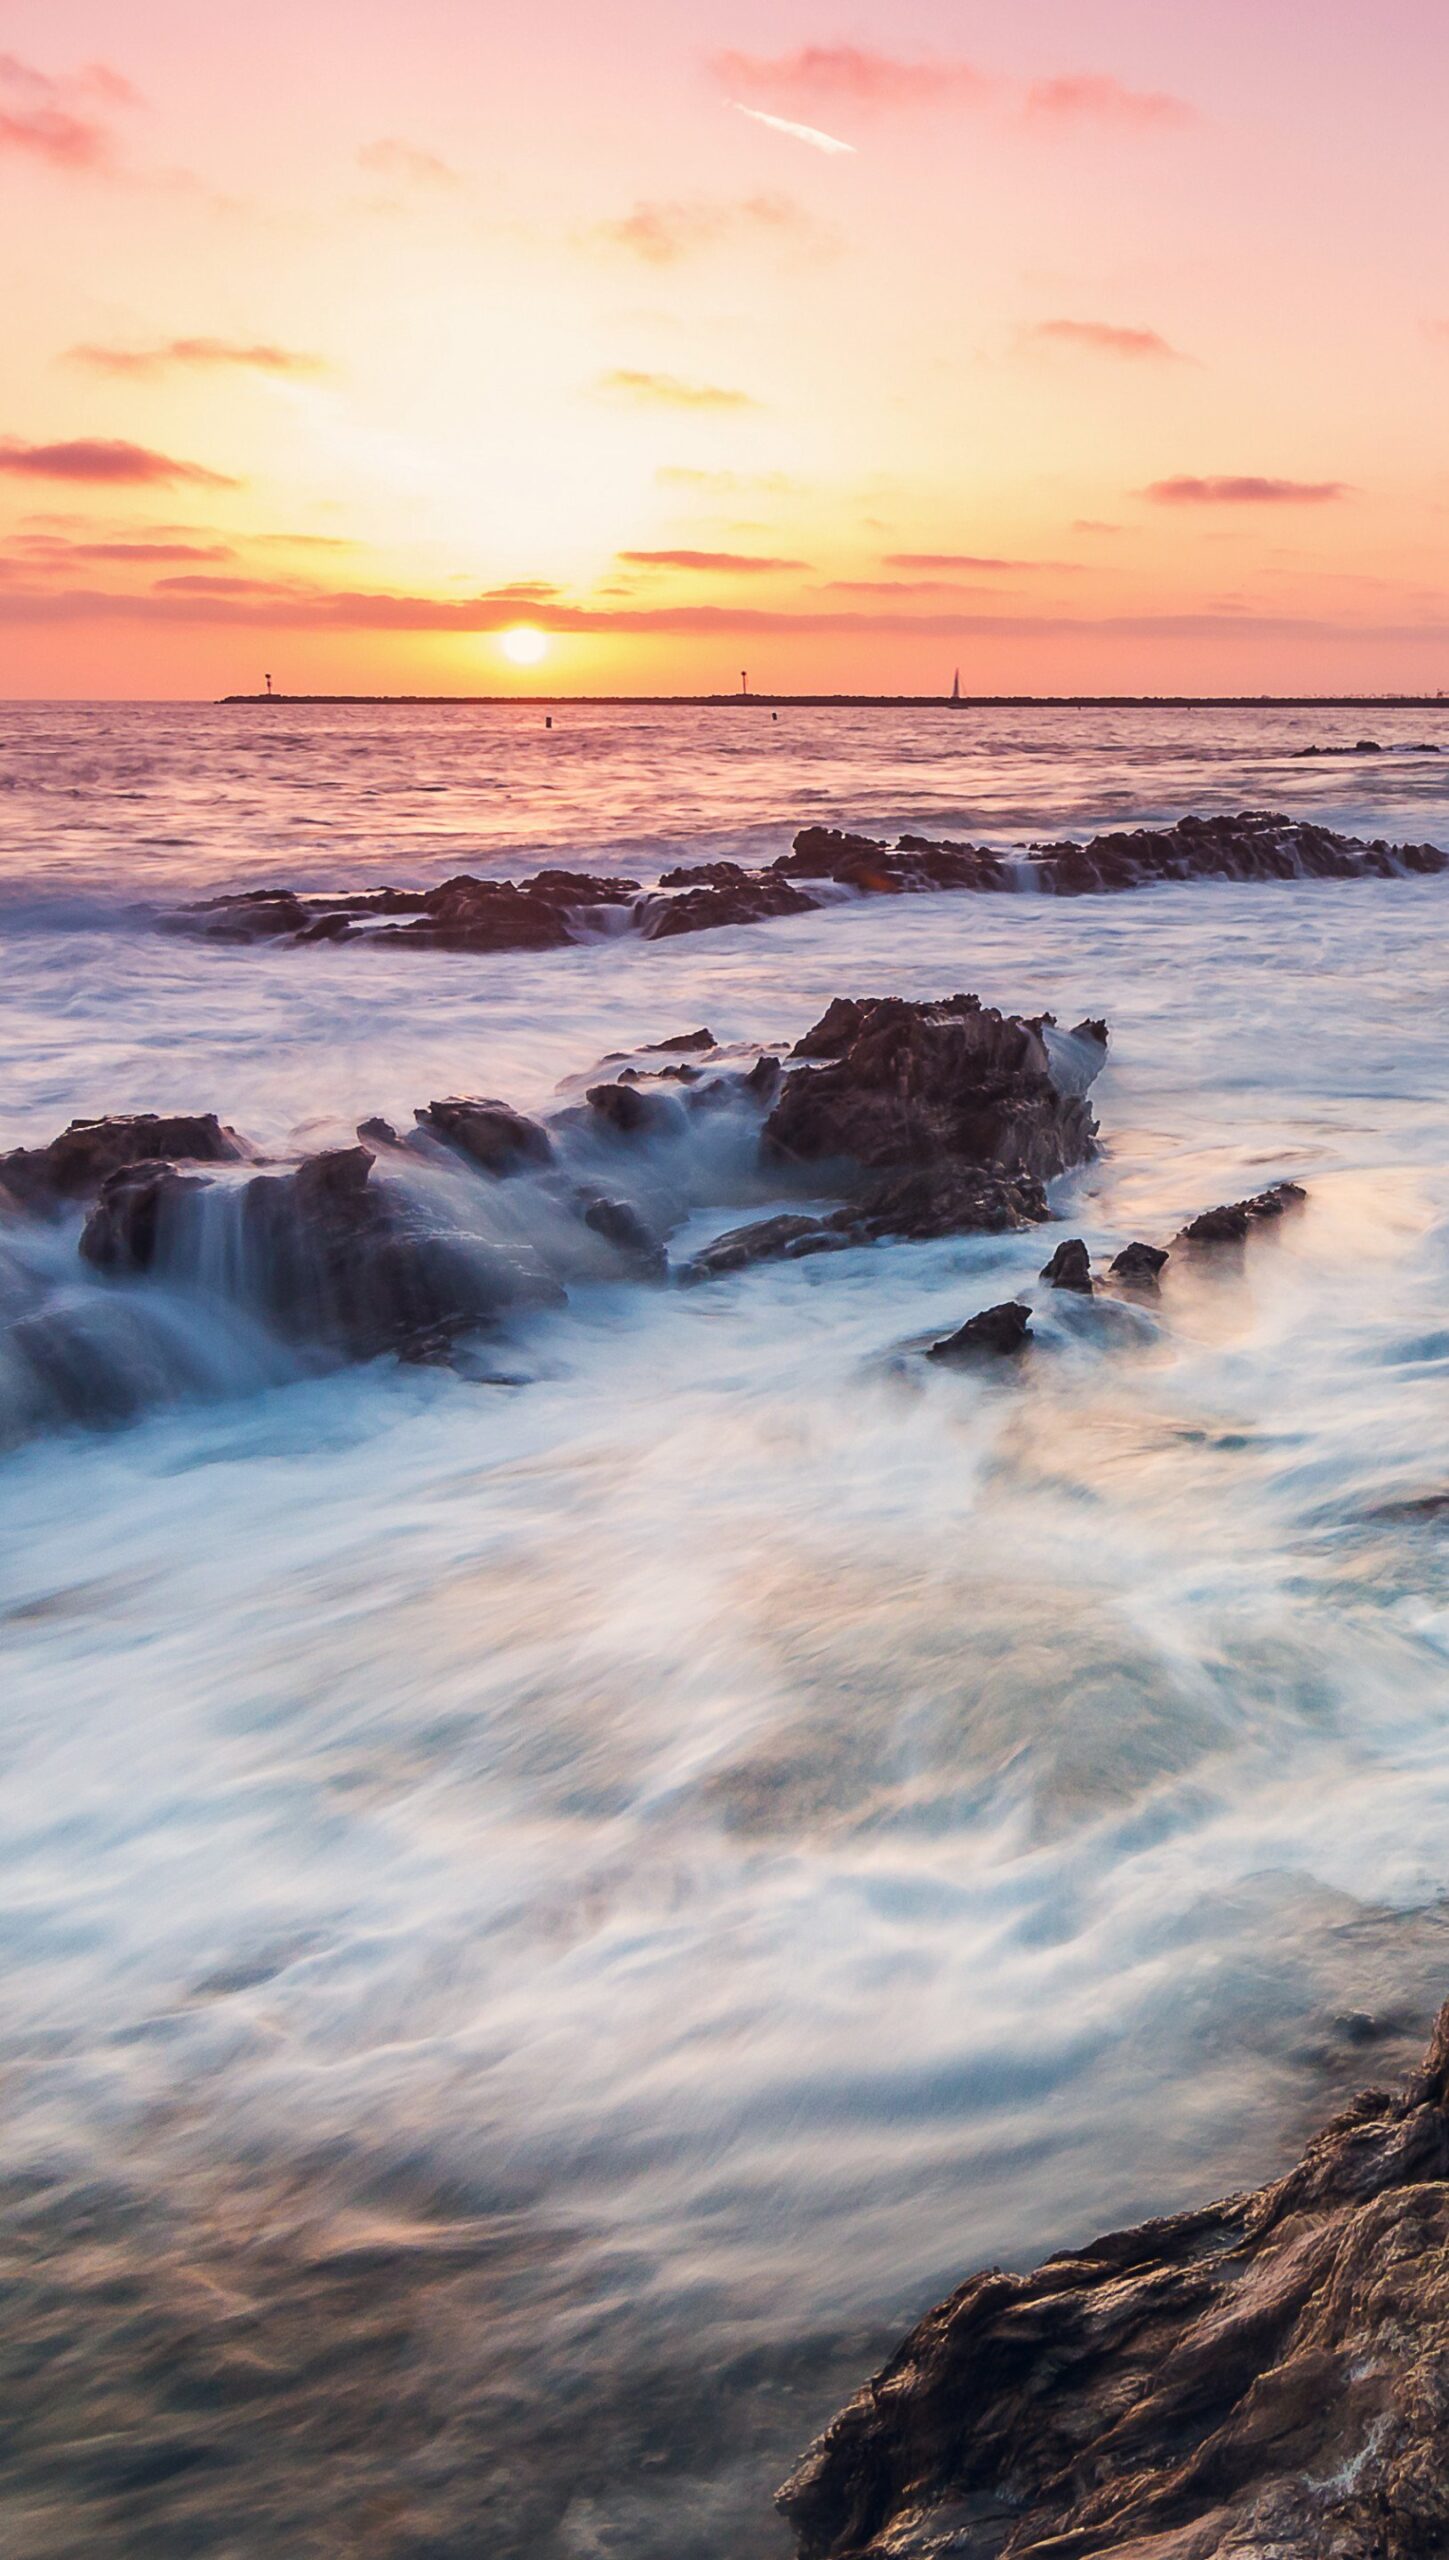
[217,692,1449,710]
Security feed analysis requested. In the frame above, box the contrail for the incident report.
[732,102,856,154]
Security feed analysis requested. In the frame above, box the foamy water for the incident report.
[3,704,1449,2555]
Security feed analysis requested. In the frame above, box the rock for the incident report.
[356,1116,402,1147]
[414,1097,554,1176]
[926,1301,1032,1362]
[79,1164,207,1272]
[1040,1237,1092,1292]
[645,1028,716,1052]
[1179,1179,1307,1244]
[1110,1239,1169,1285]
[375,869,639,955]
[580,1197,667,1277]
[638,874,819,939]
[584,1081,681,1139]
[766,995,1100,1203]
[779,2001,1449,2560]
[778,828,1011,895]
[684,1214,848,1282]
[0,1113,245,1211]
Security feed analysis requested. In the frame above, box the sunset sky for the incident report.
[5,0,1449,696]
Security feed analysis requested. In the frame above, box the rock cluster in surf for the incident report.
[779,2001,1449,2560]
[150,810,1449,956]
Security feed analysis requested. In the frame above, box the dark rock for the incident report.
[375,869,638,955]
[79,1164,207,1273]
[1179,1179,1307,1244]
[580,1197,667,1277]
[657,860,753,889]
[639,875,819,939]
[1070,1018,1110,1048]
[778,827,1011,896]
[1033,810,1448,895]
[645,1028,716,1052]
[1040,1237,1092,1292]
[1110,1239,1170,1285]
[684,1214,847,1282]
[766,995,1100,1201]
[0,1112,245,1211]
[414,1097,554,1176]
[356,1116,401,1147]
[779,2001,1449,2560]
[584,1081,680,1139]
[926,1301,1032,1362]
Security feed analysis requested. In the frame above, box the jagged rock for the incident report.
[645,1028,716,1052]
[779,2002,1449,2560]
[414,1097,554,1176]
[580,1197,666,1277]
[779,829,1010,894]
[584,1081,681,1139]
[1040,1238,1092,1292]
[766,996,1100,1198]
[1179,1180,1307,1245]
[380,870,638,955]
[927,1302,1032,1362]
[0,1113,244,1210]
[638,874,818,938]
[356,1116,402,1147]
[1110,1240,1170,1285]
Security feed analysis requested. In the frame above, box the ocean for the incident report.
[3,699,1449,2556]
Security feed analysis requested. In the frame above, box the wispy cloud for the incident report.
[0,50,137,172]
[7,534,235,562]
[732,103,854,155]
[595,192,818,261]
[357,137,459,187]
[715,45,1189,134]
[620,548,806,572]
[1145,476,1349,505]
[66,338,327,378]
[0,437,239,487]
[598,370,758,410]
[884,550,1063,571]
[1028,319,1184,361]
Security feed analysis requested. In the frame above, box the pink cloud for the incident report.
[1024,75,1190,128]
[712,44,1189,128]
[0,438,239,488]
[595,193,815,263]
[621,549,806,572]
[0,51,137,172]
[1029,319,1183,361]
[1146,476,1349,505]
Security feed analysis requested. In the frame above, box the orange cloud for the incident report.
[1145,476,1349,504]
[884,551,1065,571]
[66,339,326,377]
[0,438,239,487]
[598,371,758,409]
[595,193,815,262]
[9,535,235,562]
[1029,319,1184,360]
[620,549,806,572]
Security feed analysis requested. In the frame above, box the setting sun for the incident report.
[500,626,548,668]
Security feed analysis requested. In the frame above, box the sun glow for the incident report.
[500,625,548,667]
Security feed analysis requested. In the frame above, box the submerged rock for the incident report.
[1040,1237,1092,1292]
[1179,1179,1307,1244]
[926,1301,1032,1362]
[780,2001,1449,2560]
[0,1112,244,1211]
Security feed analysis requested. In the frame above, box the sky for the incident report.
[2,0,1449,697]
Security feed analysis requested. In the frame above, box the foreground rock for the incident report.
[927,1302,1032,1362]
[1179,1179,1306,1244]
[0,1112,244,1211]
[780,2001,1449,2559]
[149,810,1449,959]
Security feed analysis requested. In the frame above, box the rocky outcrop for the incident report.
[1040,1238,1092,1292]
[413,1098,554,1176]
[1110,1239,1169,1285]
[147,812,1449,962]
[0,1112,244,1210]
[1179,1180,1307,1244]
[927,1302,1032,1362]
[779,2002,1449,2560]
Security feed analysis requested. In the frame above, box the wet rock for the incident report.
[584,1081,681,1139]
[356,1116,402,1147]
[1179,1179,1307,1244]
[779,828,1011,895]
[684,1214,847,1282]
[779,2001,1449,2560]
[646,1028,716,1053]
[1110,1239,1170,1285]
[1040,1237,1092,1292]
[0,1112,245,1211]
[638,874,818,939]
[79,1164,207,1273]
[926,1302,1032,1362]
[766,995,1101,1205]
[656,860,754,889]
[580,1197,667,1278]
[376,869,638,955]
[414,1097,554,1176]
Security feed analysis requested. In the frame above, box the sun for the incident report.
[499,624,548,667]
